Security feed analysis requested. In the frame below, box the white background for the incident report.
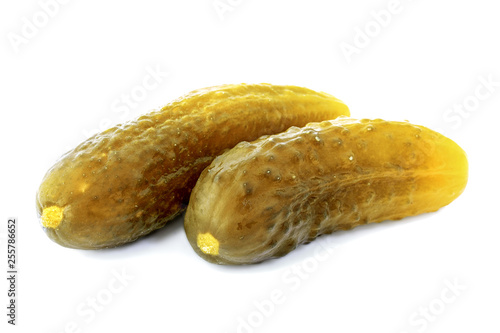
[1,0,499,332]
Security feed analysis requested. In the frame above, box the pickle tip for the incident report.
[41,206,64,229]
[197,233,219,255]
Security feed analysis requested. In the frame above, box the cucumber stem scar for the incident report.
[41,206,64,228]
[197,232,219,255]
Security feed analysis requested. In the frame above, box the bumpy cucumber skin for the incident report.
[184,117,468,265]
[36,83,349,249]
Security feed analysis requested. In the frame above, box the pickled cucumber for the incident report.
[36,83,349,249]
[184,118,468,264]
